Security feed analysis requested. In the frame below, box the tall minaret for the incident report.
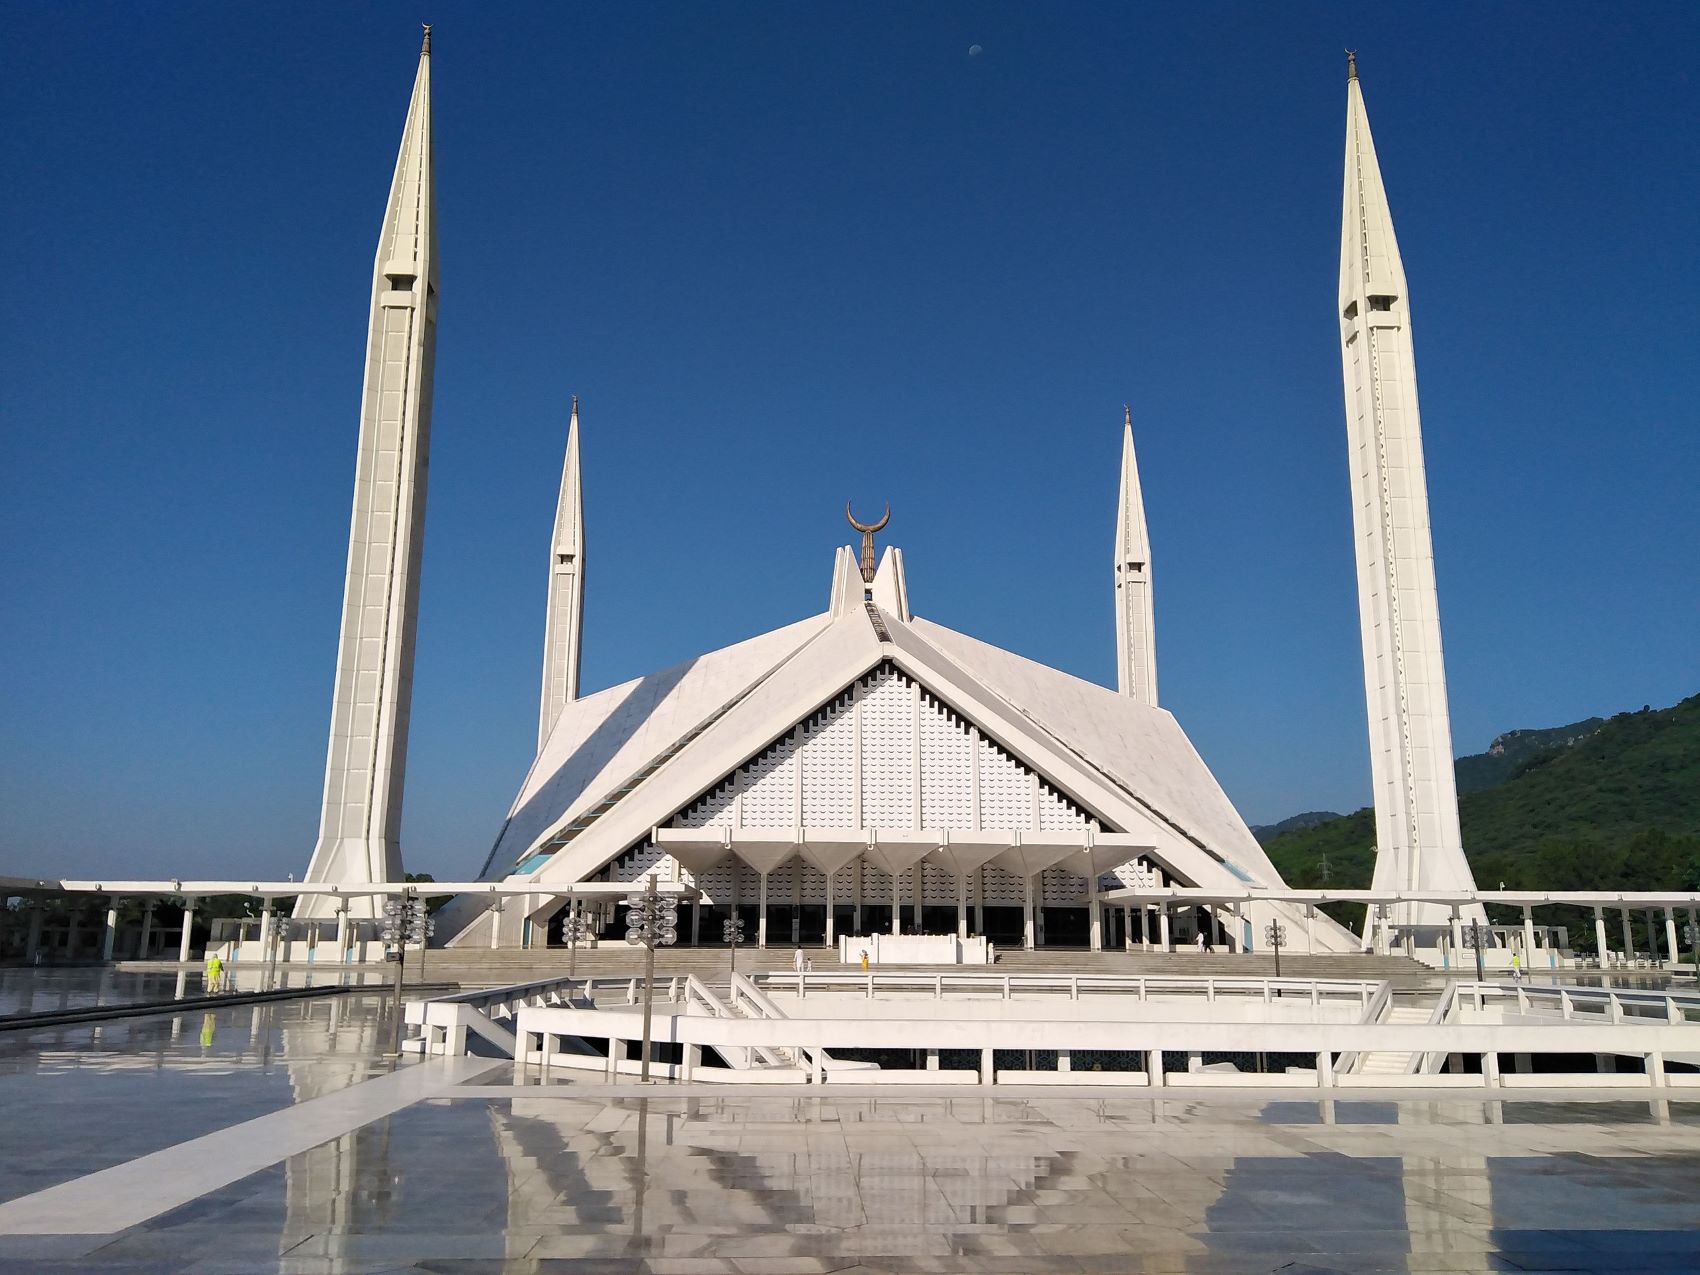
[1337,53,1478,937]
[538,397,584,749]
[1114,406,1158,704]
[298,30,438,920]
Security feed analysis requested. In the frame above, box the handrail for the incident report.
[1339,981,1395,1074]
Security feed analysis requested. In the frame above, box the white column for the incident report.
[486,899,501,950]
[1022,875,1035,951]
[1124,906,1134,953]
[1159,902,1172,953]
[758,873,769,949]
[1664,910,1679,969]
[25,903,44,962]
[1646,909,1661,963]
[890,871,901,936]
[1522,907,1537,968]
[179,901,195,962]
[101,898,119,961]
[1621,909,1635,962]
[138,903,155,960]
[956,874,968,941]
[1448,906,1463,969]
[258,903,275,962]
[1307,904,1318,955]
[853,859,863,933]
[825,870,836,947]
[1231,902,1244,954]
[1136,904,1148,951]
[1594,907,1609,966]
[1087,871,1102,953]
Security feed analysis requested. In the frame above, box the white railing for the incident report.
[749,970,1383,1006]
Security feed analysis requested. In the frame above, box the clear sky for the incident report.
[2,2,1696,883]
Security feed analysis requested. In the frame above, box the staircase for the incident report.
[1353,1002,1435,1075]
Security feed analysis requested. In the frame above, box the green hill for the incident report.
[1263,694,1700,934]
[1454,716,1606,795]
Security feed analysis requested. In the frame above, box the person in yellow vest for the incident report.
[204,952,223,994]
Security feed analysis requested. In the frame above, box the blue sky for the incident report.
[3,3,1696,882]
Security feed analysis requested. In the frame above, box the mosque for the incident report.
[296,32,1476,958]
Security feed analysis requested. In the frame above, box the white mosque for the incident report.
[296,33,1477,957]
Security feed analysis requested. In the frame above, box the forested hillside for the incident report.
[1264,694,1700,903]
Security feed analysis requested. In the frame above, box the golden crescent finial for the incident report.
[845,501,891,535]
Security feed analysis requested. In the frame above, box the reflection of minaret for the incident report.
[1114,407,1157,705]
[1337,54,1479,934]
[299,29,439,919]
[538,398,584,751]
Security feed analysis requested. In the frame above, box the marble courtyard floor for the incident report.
[1,975,1699,1273]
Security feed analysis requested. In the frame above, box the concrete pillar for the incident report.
[956,874,968,941]
[912,865,923,934]
[1448,906,1463,970]
[1159,903,1172,953]
[1136,904,1147,951]
[787,867,799,945]
[1664,910,1679,969]
[258,903,275,960]
[1522,907,1537,970]
[101,898,120,961]
[1621,909,1635,963]
[1645,909,1660,963]
[825,870,836,947]
[853,859,863,934]
[138,902,155,960]
[1232,902,1244,954]
[1306,904,1317,955]
[980,1047,994,1086]
[1087,870,1102,953]
[1124,906,1134,953]
[1593,907,1609,966]
[691,896,702,947]
[179,900,195,962]
[890,871,901,936]
[1022,875,1035,951]
[758,873,769,949]
[25,902,44,961]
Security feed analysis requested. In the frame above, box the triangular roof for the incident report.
[487,602,1285,898]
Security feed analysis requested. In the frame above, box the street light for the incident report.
[723,913,745,977]
[624,877,679,1083]
[561,902,591,980]
[381,891,430,1058]
[1684,920,1699,985]
[1460,919,1488,982]
[1263,920,1287,980]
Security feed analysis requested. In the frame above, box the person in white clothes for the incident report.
[793,947,806,975]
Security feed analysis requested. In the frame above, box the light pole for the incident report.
[723,913,745,978]
[1263,920,1287,980]
[624,877,679,1083]
[1684,920,1698,986]
[1461,919,1487,982]
[382,891,429,1058]
[561,902,590,981]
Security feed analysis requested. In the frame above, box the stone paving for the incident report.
[0,973,1698,1272]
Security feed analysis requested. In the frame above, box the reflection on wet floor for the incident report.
[0,971,1697,1272]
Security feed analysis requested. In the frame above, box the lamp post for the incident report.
[624,877,679,1083]
[1263,920,1287,980]
[1461,919,1487,982]
[1684,920,1699,986]
[381,891,429,1059]
[723,913,745,978]
[561,902,590,981]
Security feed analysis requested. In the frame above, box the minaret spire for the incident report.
[298,37,438,920]
[1114,405,1157,705]
[1338,63,1479,940]
[539,397,585,750]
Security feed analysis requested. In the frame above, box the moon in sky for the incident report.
[968,44,983,58]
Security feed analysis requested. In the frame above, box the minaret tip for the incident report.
[570,394,579,418]
[1345,49,1357,81]
[1122,403,1132,429]
[422,24,432,56]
